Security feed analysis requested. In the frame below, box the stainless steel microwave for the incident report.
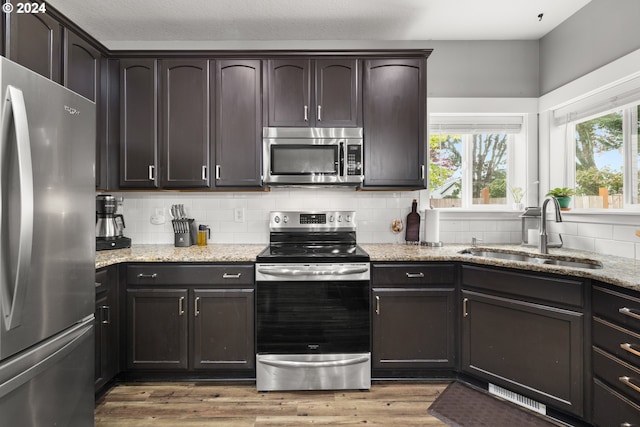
[263,127,364,186]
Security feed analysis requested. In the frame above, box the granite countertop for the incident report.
[95,244,266,269]
[96,243,640,292]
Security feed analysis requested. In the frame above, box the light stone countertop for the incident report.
[96,243,640,292]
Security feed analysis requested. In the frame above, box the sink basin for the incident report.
[460,249,603,270]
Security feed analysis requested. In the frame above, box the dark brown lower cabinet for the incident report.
[372,263,456,376]
[95,266,119,392]
[192,288,255,370]
[127,288,189,370]
[126,273,255,372]
[461,289,584,417]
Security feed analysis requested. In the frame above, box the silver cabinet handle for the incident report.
[317,105,322,121]
[148,165,155,180]
[619,307,640,321]
[375,295,380,315]
[1,86,33,331]
[215,164,221,180]
[421,165,425,180]
[619,376,640,394]
[620,343,640,358]
[223,273,242,279]
[201,165,207,180]
[178,297,185,316]
[194,297,200,317]
[406,272,425,278]
[136,273,157,279]
[463,298,469,317]
[304,105,308,122]
[101,305,110,325]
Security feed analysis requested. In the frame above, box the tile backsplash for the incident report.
[111,190,640,260]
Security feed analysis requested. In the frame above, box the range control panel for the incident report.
[270,211,356,230]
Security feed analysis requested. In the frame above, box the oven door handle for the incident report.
[257,267,369,277]
[260,355,370,368]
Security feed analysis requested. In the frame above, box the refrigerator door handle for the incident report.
[0,85,34,331]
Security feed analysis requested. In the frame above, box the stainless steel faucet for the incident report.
[539,196,563,254]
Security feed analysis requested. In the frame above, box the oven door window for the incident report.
[270,145,338,175]
[257,281,370,354]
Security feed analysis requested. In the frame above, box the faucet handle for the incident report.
[472,237,483,247]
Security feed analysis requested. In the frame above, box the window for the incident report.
[566,102,639,209]
[429,115,526,209]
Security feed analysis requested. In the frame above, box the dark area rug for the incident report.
[428,382,559,427]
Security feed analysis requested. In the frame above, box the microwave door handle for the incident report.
[339,142,344,176]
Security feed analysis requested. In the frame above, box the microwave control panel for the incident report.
[346,145,363,175]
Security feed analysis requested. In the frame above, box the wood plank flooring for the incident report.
[95,381,450,426]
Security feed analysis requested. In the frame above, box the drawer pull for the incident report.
[375,295,380,315]
[137,273,158,279]
[619,307,640,321]
[619,376,640,394]
[621,423,632,427]
[101,305,110,325]
[405,272,425,279]
[620,343,640,358]
[463,298,469,317]
[223,273,242,279]
[194,297,200,317]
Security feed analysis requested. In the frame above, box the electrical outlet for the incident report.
[234,207,245,223]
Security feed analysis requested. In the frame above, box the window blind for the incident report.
[552,75,640,126]
[429,115,523,134]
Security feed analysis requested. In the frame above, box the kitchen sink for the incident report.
[459,249,603,270]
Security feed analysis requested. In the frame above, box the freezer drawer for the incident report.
[0,319,94,426]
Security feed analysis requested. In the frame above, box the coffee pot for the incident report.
[96,195,131,250]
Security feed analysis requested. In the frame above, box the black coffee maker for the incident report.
[96,194,131,251]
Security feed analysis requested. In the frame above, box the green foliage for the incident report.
[576,166,623,195]
[575,112,623,171]
[546,187,576,197]
[488,178,506,198]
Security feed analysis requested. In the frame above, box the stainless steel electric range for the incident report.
[255,211,371,391]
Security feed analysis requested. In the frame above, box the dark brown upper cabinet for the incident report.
[160,59,210,189]
[119,58,158,188]
[362,58,426,189]
[267,58,360,128]
[64,29,101,102]
[5,4,61,83]
[213,59,263,188]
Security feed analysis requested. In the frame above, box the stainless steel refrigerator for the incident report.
[0,57,95,425]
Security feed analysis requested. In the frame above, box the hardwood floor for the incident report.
[95,381,450,426]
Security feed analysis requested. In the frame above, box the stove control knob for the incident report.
[274,216,280,224]
[337,215,343,222]
[283,215,289,223]
[346,215,352,222]
[329,215,335,222]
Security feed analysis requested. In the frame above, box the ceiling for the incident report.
[47,0,592,50]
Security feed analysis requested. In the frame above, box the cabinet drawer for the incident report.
[593,378,640,427]
[372,264,455,286]
[594,286,640,332]
[594,346,640,403]
[461,265,584,308]
[594,317,640,368]
[127,264,254,286]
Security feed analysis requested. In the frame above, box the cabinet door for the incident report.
[461,290,584,417]
[6,4,61,82]
[160,59,210,188]
[64,29,101,102]
[214,59,263,188]
[95,266,119,391]
[127,288,188,370]
[372,287,455,371]
[119,59,158,188]
[268,59,311,127]
[315,59,360,127]
[193,288,255,370]
[362,58,426,189]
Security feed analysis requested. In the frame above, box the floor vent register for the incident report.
[489,383,547,416]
